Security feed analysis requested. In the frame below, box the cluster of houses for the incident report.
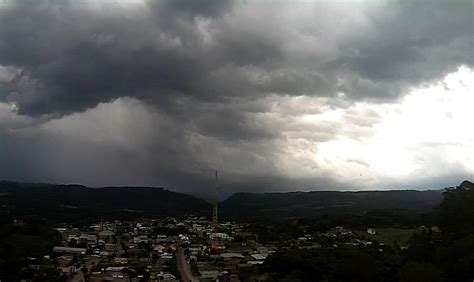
[45,217,275,281]
[51,220,181,281]
[275,225,391,253]
[23,214,400,281]
[181,218,277,281]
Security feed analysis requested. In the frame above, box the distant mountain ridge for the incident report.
[220,189,445,220]
[0,180,211,224]
[0,180,461,224]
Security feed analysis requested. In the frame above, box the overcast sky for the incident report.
[0,0,472,197]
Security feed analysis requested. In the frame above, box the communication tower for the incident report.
[212,171,219,223]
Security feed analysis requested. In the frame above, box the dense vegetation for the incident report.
[221,189,442,226]
[0,217,63,281]
[264,246,400,281]
[263,181,474,281]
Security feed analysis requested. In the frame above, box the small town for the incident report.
[21,214,409,282]
[1,0,473,281]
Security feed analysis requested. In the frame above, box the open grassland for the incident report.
[355,228,418,246]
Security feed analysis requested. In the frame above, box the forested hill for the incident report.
[0,180,449,224]
[221,189,444,220]
[0,181,211,224]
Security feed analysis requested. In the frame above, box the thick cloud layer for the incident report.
[0,0,472,197]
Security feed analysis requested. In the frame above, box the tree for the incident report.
[437,181,474,237]
[399,180,474,280]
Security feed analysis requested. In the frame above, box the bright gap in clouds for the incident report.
[312,66,474,189]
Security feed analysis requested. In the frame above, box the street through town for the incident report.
[176,248,198,282]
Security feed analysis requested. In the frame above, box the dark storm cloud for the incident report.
[149,0,232,17]
[0,0,472,194]
[0,0,211,115]
[1,0,471,115]
[337,0,473,100]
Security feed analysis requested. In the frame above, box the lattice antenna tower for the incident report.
[212,171,219,223]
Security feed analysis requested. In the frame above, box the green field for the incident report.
[355,228,418,246]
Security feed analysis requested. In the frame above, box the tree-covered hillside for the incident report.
[0,181,211,224]
[221,189,443,223]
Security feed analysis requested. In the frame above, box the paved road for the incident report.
[176,248,198,282]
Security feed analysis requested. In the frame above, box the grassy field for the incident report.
[355,228,418,246]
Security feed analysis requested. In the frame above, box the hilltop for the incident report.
[0,181,211,224]
[0,180,453,225]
